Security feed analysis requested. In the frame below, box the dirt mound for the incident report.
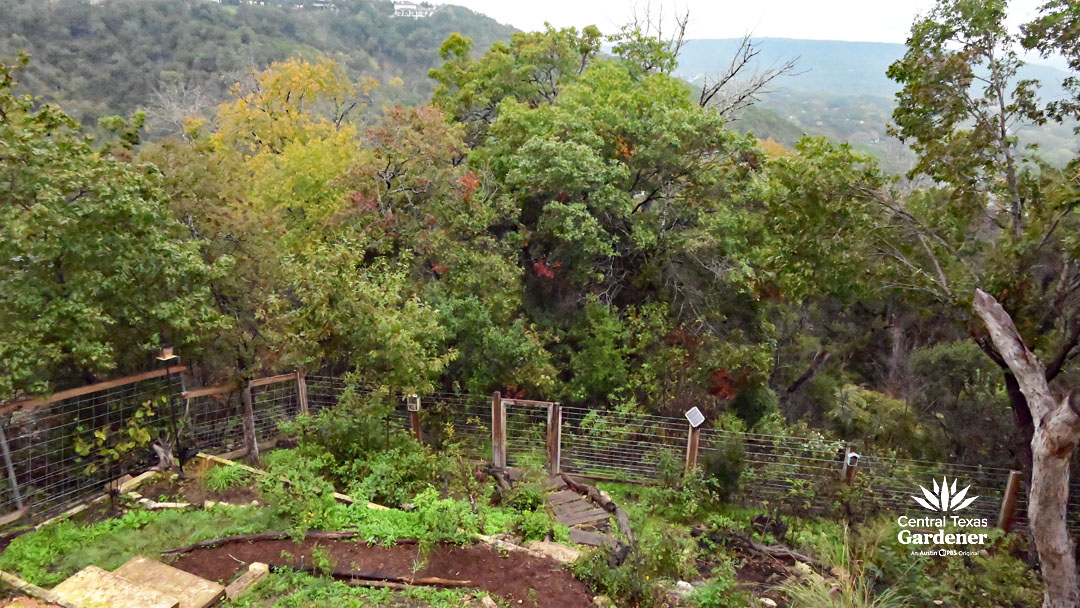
[171,538,594,607]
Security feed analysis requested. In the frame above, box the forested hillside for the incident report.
[679,38,1078,172]
[4,0,1080,604]
[0,0,514,129]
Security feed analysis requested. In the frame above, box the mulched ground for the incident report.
[138,469,261,506]
[171,538,595,607]
[0,597,62,607]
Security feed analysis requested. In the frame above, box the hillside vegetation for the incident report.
[679,38,1078,172]
[4,0,1080,604]
[0,0,514,129]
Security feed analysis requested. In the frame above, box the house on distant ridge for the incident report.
[393,1,436,18]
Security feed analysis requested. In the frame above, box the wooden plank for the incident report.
[225,563,268,599]
[502,398,555,407]
[0,507,29,527]
[0,570,81,608]
[685,425,700,471]
[249,373,296,388]
[491,392,506,470]
[546,403,562,475]
[52,566,179,608]
[181,385,233,400]
[194,453,388,511]
[0,366,189,416]
[568,529,618,548]
[241,386,259,465]
[557,508,610,526]
[546,490,581,506]
[114,556,224,608]
[296,368,309,415]
[554,500,594,518]
[0,425,22,509]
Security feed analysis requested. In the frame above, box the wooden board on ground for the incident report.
[557,508,610,526]
[553,500,594,518]
[545,490,580,506]
[51,566,178,608]
[224,562,268,599]
[113,556,224,608]
[568,529,618,548]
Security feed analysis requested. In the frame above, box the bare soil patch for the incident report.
[139,470,261,506]
[171,538,594,607]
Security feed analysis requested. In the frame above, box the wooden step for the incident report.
[546,489,581,506]
[569,528,618,548]
[51,566,179,608]
[114,556,224,608]
[557,508,610,526]
[553,500,594,518]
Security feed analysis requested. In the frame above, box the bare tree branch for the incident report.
[698,34,802,119]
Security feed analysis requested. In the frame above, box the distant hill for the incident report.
[0,0,515,130]
[680,38,1078,172]
[677,38,1072,99]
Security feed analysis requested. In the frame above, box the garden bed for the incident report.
[172,538,594,607]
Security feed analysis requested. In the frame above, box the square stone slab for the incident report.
[114,556,224,608]
[52,566,178,608]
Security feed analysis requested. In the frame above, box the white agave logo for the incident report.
[912,476,978,512]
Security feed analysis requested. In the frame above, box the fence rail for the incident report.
[0,371,1065,534]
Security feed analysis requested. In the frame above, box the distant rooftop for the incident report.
[393,1,436,19]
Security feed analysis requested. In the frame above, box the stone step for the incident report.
[51,566,179,608]
[113,556,225,608]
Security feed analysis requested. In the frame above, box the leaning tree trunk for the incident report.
[974,289,1080,608]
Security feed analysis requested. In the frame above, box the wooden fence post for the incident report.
[840,445,859,484]
[685,424,701,472]
[295,367,309,415]
[408,395,423,443]
[998,470,1023,532]
[0,425,23,510]
[491,392,506,470]
[241,384,260,465]
[547,403,562,475]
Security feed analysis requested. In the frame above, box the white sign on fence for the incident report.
[407,395,421,412]
[684,406,705,428]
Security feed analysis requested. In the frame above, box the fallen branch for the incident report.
[162,531,412,555]
[280,564,471,588]
[560,473,636,546]
[195,452,388,510]
[711,530,823,569]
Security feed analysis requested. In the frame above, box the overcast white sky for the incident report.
[444,0,1047,44]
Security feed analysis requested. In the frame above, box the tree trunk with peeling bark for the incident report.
[973,289,1080,608]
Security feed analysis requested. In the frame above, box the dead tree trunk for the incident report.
[974,289,1080,608]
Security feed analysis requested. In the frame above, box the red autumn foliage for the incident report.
[350,190,378,212]
[709,369,736,400]
[532,255,556,279]
[457,172,482,201]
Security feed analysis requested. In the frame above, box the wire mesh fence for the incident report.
[560,407,686,481]
[6,370,1079,535]
[505,401,549,468]
[186,389,245,453]
[0,371,183,517]
[250,378,300,442]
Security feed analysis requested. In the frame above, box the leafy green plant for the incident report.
[204,464,251,493]
[571,548,665,608]
[517,508,555,542]
[73,396,165,478]
[689,559,749,608]
[260,449,338,531]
